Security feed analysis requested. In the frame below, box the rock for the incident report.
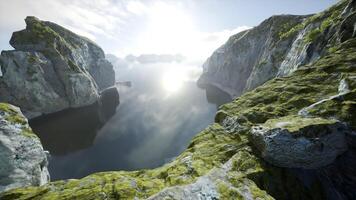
[148,152,273,200]
[0,103,49,192]
[98,86,120,122]
[251,115,349,169]
[1,1,356,199]
[198,0,352,97]
[197,14,307,97]
[0,16,115,118]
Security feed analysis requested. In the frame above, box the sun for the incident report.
[162,69,187,93]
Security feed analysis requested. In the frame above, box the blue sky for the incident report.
[0,0,338,61]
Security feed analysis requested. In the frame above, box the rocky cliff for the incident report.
[0,17,115,119]
[1,1,355,199]
[0,103,49,193]
[198,0,354,98]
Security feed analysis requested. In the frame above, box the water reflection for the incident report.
[30,103,103,155]
[31,62,231,180]
[203,84,232,108]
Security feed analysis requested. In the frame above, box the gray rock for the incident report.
[0,103,49,192]
[148,152,273,200]
[251,115,349,169]
[0,16,115,118]
[98,86,120,122]
[198,0,355,98]
[198,15,308,97]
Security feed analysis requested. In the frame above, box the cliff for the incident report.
[1,0,355,199]
[0,103,49,193]
[198,0,354,97]
[0,17,116,119]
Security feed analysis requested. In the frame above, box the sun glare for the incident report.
[162,69,187,93]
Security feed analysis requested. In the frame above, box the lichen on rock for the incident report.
[0,103,49,193]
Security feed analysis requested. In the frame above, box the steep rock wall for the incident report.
[0,17,115,118]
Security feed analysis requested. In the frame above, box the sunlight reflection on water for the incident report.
[31,61,231,180]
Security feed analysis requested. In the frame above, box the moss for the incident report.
[1,123,246,199]
[27,55,38,64]
[0,103,18,114]
[307,90,356,129]
[21,128,38,138]
[279,0,347,41]
[217,181,244,199]
[1,2,355,199]
[262,115,337,133]
[304,28,321,43]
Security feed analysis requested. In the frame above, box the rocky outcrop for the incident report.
[0,103,49,193]
[1,1,355,199]
[251,116,349,169]
[0,16,115,119]
[198,0,351,97]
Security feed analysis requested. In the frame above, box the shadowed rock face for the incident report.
[0,103,49,193]
[0,16,115,119]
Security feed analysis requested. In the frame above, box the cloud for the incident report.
[0,0,250,63]
[125,54,185,64]
[0,0,129,46]
[126,1,148,15]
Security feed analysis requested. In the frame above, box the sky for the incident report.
[0,0,338,62]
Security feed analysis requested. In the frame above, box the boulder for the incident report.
[251,115,349,169]
[0,103,49,192]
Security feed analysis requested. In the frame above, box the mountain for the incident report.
[0,16,116,119]
[198,0,354,98]
[1,0,356,199]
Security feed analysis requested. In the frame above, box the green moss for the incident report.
[21,128,38,138]
[0,103,38,138]
[1,2,355,199]
[27,55,38,64]
[279,0,347,41]
[263,115,337,133]
[304,28,321,43]
[0,103,18,114]
[1,123,246,199]
[217,182,244,200]
[307,90,356,129]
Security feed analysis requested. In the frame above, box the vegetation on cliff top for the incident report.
[1,1,355,199]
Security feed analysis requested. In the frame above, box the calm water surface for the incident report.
[30,62,231,180]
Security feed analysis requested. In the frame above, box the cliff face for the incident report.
[1,1,355,199]
[0,103,49,193]
[0,17,115,119]
[198,0,353,97]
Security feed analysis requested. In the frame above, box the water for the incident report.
[30,62,231,180]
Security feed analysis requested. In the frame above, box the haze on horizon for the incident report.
[0,0,337,62]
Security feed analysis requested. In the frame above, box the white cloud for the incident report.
[0,0,250,63]
[126,1,148,15]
